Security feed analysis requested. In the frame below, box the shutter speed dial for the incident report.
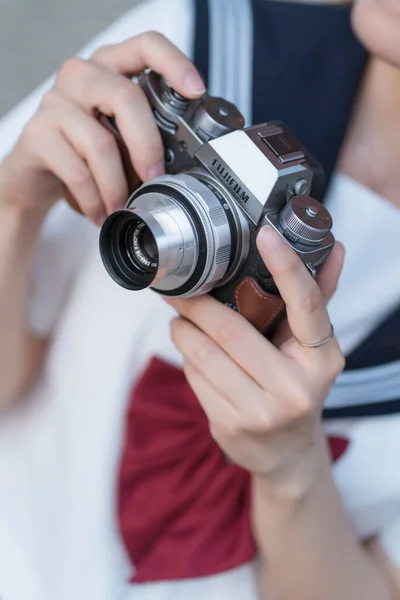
[279,195,332,246]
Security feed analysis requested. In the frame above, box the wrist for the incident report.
[0,180,49,240]
[252,434,330,507]
[0,195,49,237]
[0,164,49,223]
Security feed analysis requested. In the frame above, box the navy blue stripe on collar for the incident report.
[323,399,400,420]
[345,304,400,370]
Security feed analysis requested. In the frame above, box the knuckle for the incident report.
[299,286,324,315]
[81,203,97,219]
[329,350,346,378]
[40,90,59,108]
[69,166,92,190]
[169,318,182,343]
[256,409,274,431]
[210,422,230,446]
[23,115,43,140]
[140,30,167,47]
[85,207,104,224]
[313,345,345,382]
[114,81,138,106]
[57,56,86,83]
[105,184,127,211]
[336,352,346,374]
[80,198,103,220]
[22,115,50,151]
[91,44,112,63]
[223,414,244,438]
[90,130,116,155]
[194,338,216,363]
[209,423,219,442]
[292,384,314,418]
[243,410,271,433]
[215,316,242,345]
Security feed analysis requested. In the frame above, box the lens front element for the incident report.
[126,221,158,273]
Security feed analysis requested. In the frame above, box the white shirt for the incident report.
[0,1,400,599]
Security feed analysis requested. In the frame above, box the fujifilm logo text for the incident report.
[212,159,250,204]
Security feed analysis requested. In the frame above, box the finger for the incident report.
[56,58,164,181]
[272,242,345,349]
[91,32,206,97]
[182,361,242,433]
[33,127,106,225]
[316,241,345,304]
[256,226,336,351]
[165,294,292,394]
[170,317,267,419]
[44,92,128,214]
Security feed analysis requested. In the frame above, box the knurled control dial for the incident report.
[279,195,333,246]
[192,97,245,142]
[160,80,190,116]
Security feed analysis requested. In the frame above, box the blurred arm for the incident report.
[0,191,49,409]
[253,435,400,600]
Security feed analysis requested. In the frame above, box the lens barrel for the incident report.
[99,174,249,297]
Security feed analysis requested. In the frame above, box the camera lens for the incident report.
[126,221,158,273]
[99,174,250,297]
[99,187,203,292]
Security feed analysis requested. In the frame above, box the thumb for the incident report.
[316,241,345,305]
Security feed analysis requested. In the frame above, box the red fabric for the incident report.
[117,357,350,583]
[118,357,254,583]
[327,435,350,463]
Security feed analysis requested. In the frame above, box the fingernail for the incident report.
[147,162,165,181]
[257,226,286,250]
[184,70,206,96]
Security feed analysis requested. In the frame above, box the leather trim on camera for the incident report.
[235,276,285,335]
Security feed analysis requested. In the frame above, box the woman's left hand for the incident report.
[166,226,345,486]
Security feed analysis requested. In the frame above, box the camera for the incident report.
[99,70,334,334]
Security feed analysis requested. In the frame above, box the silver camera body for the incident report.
[100,71,334,319]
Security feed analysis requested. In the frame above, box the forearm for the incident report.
[0,174,48,407]
[252,432,396,600]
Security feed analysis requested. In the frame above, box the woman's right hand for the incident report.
[0,32,206,225]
